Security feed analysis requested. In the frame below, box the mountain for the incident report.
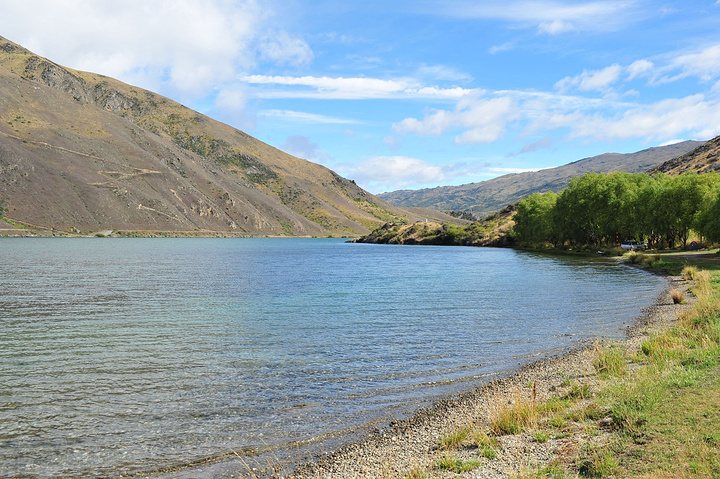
[0,36,449,237]
[649,136,720,175]
[378,141,704,218]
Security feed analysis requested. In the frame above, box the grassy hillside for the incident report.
[379,142,704,218]
[0,36,429,236]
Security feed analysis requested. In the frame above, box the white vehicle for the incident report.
[621,240,646,251]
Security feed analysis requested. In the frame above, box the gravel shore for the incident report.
[287,272,694,479]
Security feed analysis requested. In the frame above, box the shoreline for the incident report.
[281,270,693,478]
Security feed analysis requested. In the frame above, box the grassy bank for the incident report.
[399,252,720,478]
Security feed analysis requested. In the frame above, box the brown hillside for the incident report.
[649,135,720,175]
[0,36,432,236]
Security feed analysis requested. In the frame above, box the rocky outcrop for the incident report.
[650,136,720,175]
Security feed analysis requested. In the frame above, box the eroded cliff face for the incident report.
[0,36,408,236]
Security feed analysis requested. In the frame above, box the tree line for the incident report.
[513,171,720,249]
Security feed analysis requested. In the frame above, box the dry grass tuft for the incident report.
[593,343,627,378]
[488,390,538,436]
[670,289,685,304]
[682,265,699,281]
[437,428,469,450]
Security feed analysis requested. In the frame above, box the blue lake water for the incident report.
[0,238,666,478]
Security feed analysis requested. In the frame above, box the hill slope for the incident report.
[379,141,704,218]
[0,36,419,236]
[650,136,720,175]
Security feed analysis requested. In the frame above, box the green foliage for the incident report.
[0,197,5,218]
[513,171,720,248]
[435,456,482,473]
[514,192,558,245]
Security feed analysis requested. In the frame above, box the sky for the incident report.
[2,1,720,194]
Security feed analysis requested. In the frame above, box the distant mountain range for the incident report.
[0,36,464,237]
[379,141,705,218]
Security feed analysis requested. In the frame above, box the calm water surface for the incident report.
[0,238,666,477]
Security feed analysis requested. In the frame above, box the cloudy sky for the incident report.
[2,1,720,193]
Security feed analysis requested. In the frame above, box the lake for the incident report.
[0,238,666,478]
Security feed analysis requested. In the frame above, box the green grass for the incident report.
[435,456,482,473]
[437,428,469,450]
[489,395,538,436]
[581,255,720,476]
[420,252,720,478]
[575,443,619,477]
[593,343,627,379]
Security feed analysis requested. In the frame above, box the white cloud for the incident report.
[563,95,720,141]
[538,19,575,35]
[434,0,639,34]
[658,139,688,147]
[392,80,720,149]
[668,44,720,83]
[340,155,552,192]
[556,64,623,93]
[0,0,310,99]
[259,110,359,124]
[258,30,313,66]
[489,42,516,54]
[242,75,472,100]
[393,95,514,144]
[341,156,446,192]
[627,59,655,80]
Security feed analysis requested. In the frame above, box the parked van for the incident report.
[621,240,646,251]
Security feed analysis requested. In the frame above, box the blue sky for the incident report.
[2,1,720,194]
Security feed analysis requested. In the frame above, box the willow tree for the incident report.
[514,191,558,245]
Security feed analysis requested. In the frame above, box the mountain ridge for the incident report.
[650,136,720,175]
[1,36,459,236]
[379,141,705,217]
